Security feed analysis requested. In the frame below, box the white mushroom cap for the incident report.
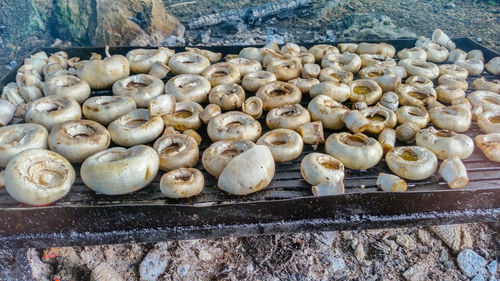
[207,111,261,142]
[423,43,449,63]
[378,128,396,154]
[148,61,171,79]
[396,84,436,108]
[202,140,256,178]
[360,106,397,134]
[25,95,82,131]
[312,180,345,196]
[325,132,383,170]
[415,127,474,160]
[302,63,321,79]
[81,145,159,195]
[256,81,302,111]
[160,168,204,198]
[241,70,276,92]
[148,94,176,117]
[356,42,395,57]
[227,57,262,76]
[2,82,24,106]
[455,59,484,76]
[478,110,500,133]
[168,52,210,75]
[431,29,455,50]
[266,104,311,130]
[257,128,303,163]
[112,74,164,107]
[242,96,263,119]
[153,133,199,171]
[186,47,222,63]
[398,47,427,60]
[319,67,353,84]
[439,157,468,189]
[239,47,265,63]
[217,145,275,195]
[472,77,500,93]
[162,101,203,131]
[485,57,500,75]
[0,99,16,126]
[43,74,91,104]
[379,91,399,111]
[376,173,407,192]
[309,80,350,102]
[385,146,438,180]
[165,74,211,103]
[467,49,484,62]
[348,79,382,106]
[288,78,320,94]
[467,91,500,119]
[438,74,468,91]
[208,83,245,111]
[308,95,348,130]
[0,123,49,167]
[475,133,500,162]
[300,153,344,186]
[398,59,439,80]
[309,44,339,62]
[396,106,429,128]
[75,48,130,89]
[49,120,110,163]
[5,148,75,205]
[429,103,471,133]
[395,121,420,143]
[108,108,164,147]
[82,96,137,126]
[338,43,358,54]
[202,62,241,87]
[297,121,325,147]
[126,47,174,73]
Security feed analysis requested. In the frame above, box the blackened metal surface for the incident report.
[0,38,499,249]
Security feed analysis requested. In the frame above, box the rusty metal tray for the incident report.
[0,38,499,249]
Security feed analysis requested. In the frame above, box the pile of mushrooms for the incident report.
[1,28,500,206]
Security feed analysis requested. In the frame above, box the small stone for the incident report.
[139,249,169,281]
[314,231,337,246]
[417,229,432,247]
[396,234,417,250]
[355,243,366,262]
[471,274,486,281]
[488,260,498,274]
[91,263,125,281]
[489,277,498,281]
[476,38,483,43]
[198,250,213,261]
[457,249,487,278]
[329,257,346,272]
[177,264,190,277]
[163,35,185,46]
[444,2,456,9]
[403,262,429,281]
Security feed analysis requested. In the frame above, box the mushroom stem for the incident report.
[439,157,469,189]
[242,96,263,119]
[376,173,407,192]
[105,45,111,58]
[148,62,171,79]
[312,180,345,196]
[0,99,16,126]
[378,128,396,154]
[297,121,325,148]
[342,110,370,133]
[0,170,4,188]
[148,94,176,117]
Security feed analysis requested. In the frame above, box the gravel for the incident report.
[457,249,488,278]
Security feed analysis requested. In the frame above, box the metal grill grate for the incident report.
[0,38,499,249]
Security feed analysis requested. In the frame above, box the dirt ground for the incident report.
[0,0,499,280]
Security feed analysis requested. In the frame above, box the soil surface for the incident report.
[0,0,499,280]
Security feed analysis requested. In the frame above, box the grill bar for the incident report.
[0,38,499,249]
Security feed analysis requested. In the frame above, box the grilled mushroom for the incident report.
[186,47,221,63]
[342,110,370,133]
[148,61,171,79]
[432,29,456,50]
[112,74,164,107]
[338,43,358,54]
[153,133,199,171]
[200,104,222,124]
[0,123,48,167]
[168,52,210,75]
[422,43,449,63]
[308,95,348,130]
[1,82,24,107]
[348,79,383,105]
[360,106,397,134]
[266,104,311,130]
[396,84,436,107]
[360,54,396,68]
[448,49,467,63]
[309,80,350,102]
[467,91,500,119]
[415,126,474,160]
[386,146,438,180]
[319,67,353,84]
[376,173,407,192]
[208,84,245,111]
[16,65,43,102]
[43,74,91,104]
[438,74,468,91]
[439,64,468,80]
[49,120,110,163]
[475,133,500,162]
[478,110,500,133]
[25,95,82,131]
[4,149,75,205]
[256,81,302,111]
[472,77,500,93]
[485,57,500,75]
[202,140,256,178]
[309,44,339,63]
[242,96,263,119]
[241,70,277,92]
[398,59,439,80]
[396,106,429,128]
[148,94,176,117]
[202,62,241,86]
[297,121,325,147]
[24,51,48,74]
[378,128,396,154]
[165,74,211,103]
[108,109,164,147]
[379,91,399,111]
[239,47,265,63]
[300,153,344,186]
[160,168,204,198]
[257,128,303,163]
[207,111,261,142]
[227,57,262,76]
[440,157,468,189]
[321,52,361,73]
[162,101,203,131]
[435,85,465,104]
[217,145,275,195]
[395,121,421,143]
[302,63,321,79]
[455,59,484,76]
[75,46,130,89]
[81,145,159,195]
[467,49,484,61]
[358,65,401,92]
[405,75,434,89]
[82,96,136,126]
[289,78,320,94]
[397,47,427,60]
[325,132,383,170]
[126,47,174,73]
[429,102,471,132]
[356,42,395,57]
[0,99,16,126]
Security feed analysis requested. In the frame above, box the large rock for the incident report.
[0,0,45,44]
[331,13,416,40]
[51,0,185,46]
